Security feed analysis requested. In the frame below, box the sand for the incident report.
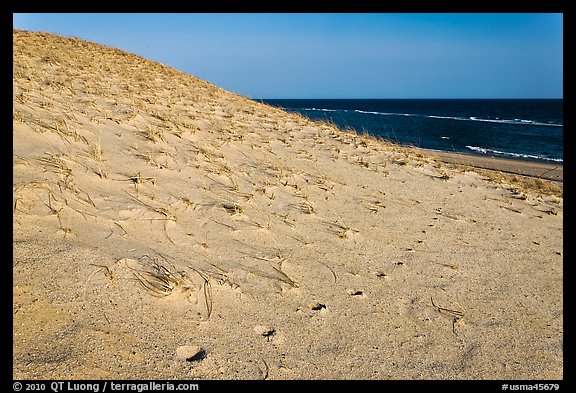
[13,30,563,380]
[431,150,563,182]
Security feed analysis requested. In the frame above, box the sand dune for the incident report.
[13,30,563,380]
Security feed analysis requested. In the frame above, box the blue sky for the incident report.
[12,13,563,99]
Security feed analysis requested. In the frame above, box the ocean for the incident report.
[258,99,563,164]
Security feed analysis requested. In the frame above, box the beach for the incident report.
[13,30,563,380]
[430,150,563,182]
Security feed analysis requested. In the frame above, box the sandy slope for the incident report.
[13,30,563,380]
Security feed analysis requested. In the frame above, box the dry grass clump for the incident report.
[505,175,562,199]
[141,126,166,143]
[126,255,195,298]
[462,166,562,198]
[123,190,175,221]
[87,137,104,161]
[321,219,359,239]
[222,202,244,215]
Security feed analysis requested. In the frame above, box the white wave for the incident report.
[465,146,563,163]
[466,146,490,154]
[301,107,562,127]
[431,115,561,127]
[354,109,386,115]
[428,115,454,120]
[353,109,412,116]
[440,136,450,139]
[350,110,563,127]
[302,107,338,112]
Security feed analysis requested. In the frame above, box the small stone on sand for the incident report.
[176,345,206,362]
[254,325,275,337]
[307,302,326,310]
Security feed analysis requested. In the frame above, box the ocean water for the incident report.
[258,99,563,163]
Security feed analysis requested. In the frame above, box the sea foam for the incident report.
[465,146,563,163]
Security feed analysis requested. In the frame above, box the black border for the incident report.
[7,380,570,390]
[8,1,571,13]
[9,4,572,390]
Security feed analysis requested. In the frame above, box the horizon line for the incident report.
[251,97,564,100]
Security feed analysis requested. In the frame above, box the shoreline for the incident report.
[419,148,563,182]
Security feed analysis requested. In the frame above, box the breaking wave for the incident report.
[465,146,563,163]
